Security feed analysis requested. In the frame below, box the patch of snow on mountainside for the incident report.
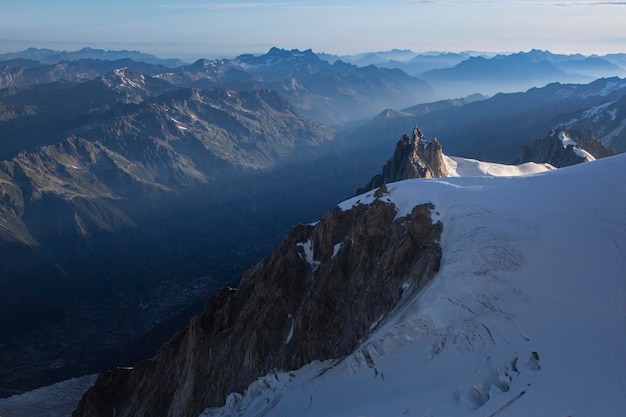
[0,375,97,417]
[202,154,626,417]
[558,130,577,148]
[169,116,188,131]
[598,79,626,96]
[443,155,555,177]
[601,118,626,147]
[113,67,145,89]
[580,78,626,98]
[582,101,615,122]
[296,239,320,268]
[557,131,596,161]
[573,147,596,160]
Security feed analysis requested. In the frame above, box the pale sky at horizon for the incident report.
[1,0,625,61]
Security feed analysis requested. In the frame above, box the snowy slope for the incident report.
[201,154,626,417]
[0,375,97,417]
[443,155,555,177]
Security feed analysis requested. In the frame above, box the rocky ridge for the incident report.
[1,47,436,127]
[345,77,626,165]
[0,88,334,246]
[73,194,443,417]
[356,126,448,195]
[518,126,615,167]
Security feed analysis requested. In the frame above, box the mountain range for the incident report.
[320,49,626,98]
[5,47,626,125]
[322,48,626,76]
[348,76,626,166]
[419,50,625,97]
[0,46,625,412]
[0,47,436,127]
[0,47,185,68]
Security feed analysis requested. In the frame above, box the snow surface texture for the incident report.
[202,154,626,417]
[0,375,97,417]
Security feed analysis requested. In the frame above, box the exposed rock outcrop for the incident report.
[518,126,616,168]
[356,126,448,195]
[73,194,442,417]
[567,127,621,159]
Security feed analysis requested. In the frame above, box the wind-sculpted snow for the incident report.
[202,154,626,417]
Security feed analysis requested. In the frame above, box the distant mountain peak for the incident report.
[267,47,315,56]
[238,47,323,67]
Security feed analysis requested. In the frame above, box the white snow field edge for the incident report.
[201,154,626,417]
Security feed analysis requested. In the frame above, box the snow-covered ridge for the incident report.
[443,155,555,177]
[344,154,556,217]
[582,101,615,122]
[203,153,626,417]
[602,118,626,147]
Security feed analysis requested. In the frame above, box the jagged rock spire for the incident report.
[356,126,448,195]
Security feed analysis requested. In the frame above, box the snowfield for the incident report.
[202,153,626,417]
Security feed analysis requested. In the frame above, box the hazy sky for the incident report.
[1,0,625,60]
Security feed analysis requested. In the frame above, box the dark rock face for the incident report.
[73,196,443,417]
[568,127,621,159]
[518,126,616,168]
[357,127,448,195]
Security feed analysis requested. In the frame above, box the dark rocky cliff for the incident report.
[356,127,448,195]
[73,193,443,417]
